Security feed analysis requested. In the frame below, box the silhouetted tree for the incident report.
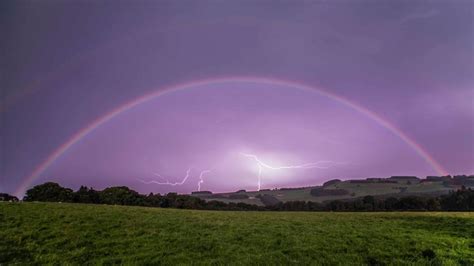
[0,193,19,202]
[362,195,375,210]
[73,186,100,204]
[426,198,441,211]
[327,200,346,211]
[20,182,474,211]
[99,186,145,206]
[384,197,399,210]
[24,182,73,202]
[440,187,474,210]
[396,196,426,210]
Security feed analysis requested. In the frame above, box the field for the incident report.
[1,203,473,265]
[196,179,455,205]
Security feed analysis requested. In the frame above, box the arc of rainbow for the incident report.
[14,76,448,197]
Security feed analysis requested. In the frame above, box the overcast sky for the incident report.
[1,0,473,197]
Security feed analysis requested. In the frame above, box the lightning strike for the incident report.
[240,152,342,190]
[197,170,212,191]
[257,163,263,191]
[138,168,192,186]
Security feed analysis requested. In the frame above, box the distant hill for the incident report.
[11,178,474,211]
[192,175,474,206]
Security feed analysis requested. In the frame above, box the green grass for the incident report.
[1,202,473,265]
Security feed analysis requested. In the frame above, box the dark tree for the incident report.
[384,197,399,210]
[0,193,19,202]
[99,186,146,206]
[396,196,426,210]
[19,181,474,212]
[440,187,474,210]
[24,182,74,202]
[73,186,100,204]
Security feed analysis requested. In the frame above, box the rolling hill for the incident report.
[192,175,474,206]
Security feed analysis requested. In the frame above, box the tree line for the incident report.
[3,182,473,211]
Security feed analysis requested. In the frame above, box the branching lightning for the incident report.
[240,153,339,170]
[197,170,211,191]
[138,168,212,192]
[137,153,341,192]
[240,152,342,190]
[138,168,192,186]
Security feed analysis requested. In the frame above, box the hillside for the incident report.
[1,202,473,264]
[193,175,474,206]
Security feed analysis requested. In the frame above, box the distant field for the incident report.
[196,179,460,205]
[1,203,473,265]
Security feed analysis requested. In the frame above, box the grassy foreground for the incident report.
[0,203,473,265]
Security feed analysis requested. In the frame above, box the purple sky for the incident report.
[1,1,473,197]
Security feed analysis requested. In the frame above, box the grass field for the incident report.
[197,179,458,205]
[1,203,473,265]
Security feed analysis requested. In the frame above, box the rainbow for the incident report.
[14,76,448,197]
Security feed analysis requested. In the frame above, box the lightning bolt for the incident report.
[240,152,342,190]
[256,163,263,192]
[197,170,212,191]
[138,168,192,186]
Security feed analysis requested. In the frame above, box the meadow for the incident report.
[198,178,461,205]
[0,202,473,265]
